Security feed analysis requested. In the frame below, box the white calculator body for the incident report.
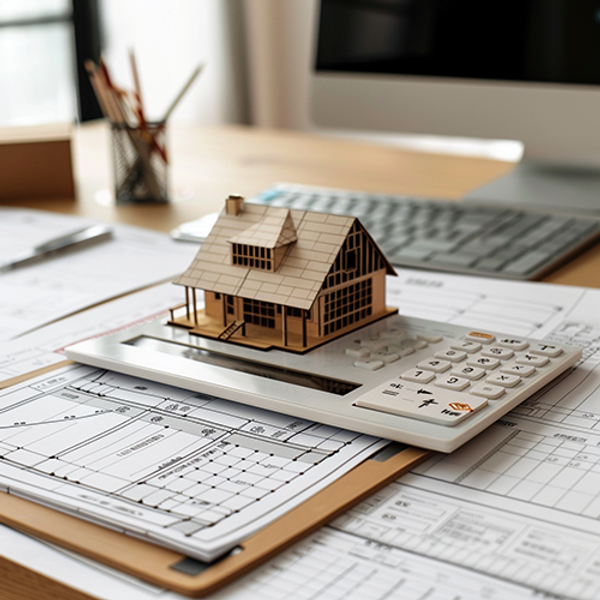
[66,315,581,452]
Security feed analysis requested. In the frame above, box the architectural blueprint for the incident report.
[0,364,384,561]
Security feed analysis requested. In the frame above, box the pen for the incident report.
[0,224,113,273]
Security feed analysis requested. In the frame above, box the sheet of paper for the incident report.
[4,268,600,599]
[2,523,540,600]
[0,283,187,384]
[0,208,198,341]
[0,364,385,561]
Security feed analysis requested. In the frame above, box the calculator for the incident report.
[66,314,581,452]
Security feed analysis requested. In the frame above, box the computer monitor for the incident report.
[311,0,600,212]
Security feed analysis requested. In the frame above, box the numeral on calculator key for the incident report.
[435,375,470,391]
[435,349,467,362]
[450,340,482,353]
[481,346,514,360]
[452,365,486,380]
[417,358,451,373]
[467,356,500,369]
[401,368,435,383]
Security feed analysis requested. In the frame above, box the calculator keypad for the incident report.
[353,329,569,426]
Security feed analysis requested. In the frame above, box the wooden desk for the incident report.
[1,122,599,600]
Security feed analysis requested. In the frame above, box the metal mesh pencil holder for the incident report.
[111,121,169,204]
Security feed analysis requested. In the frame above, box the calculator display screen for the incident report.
[125,335,360,396]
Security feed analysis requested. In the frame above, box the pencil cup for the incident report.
[110,121,169,204]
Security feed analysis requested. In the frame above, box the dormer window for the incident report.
[228,208,298,272]
[231,243,273,270]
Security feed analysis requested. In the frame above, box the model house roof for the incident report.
[173,202,395,310]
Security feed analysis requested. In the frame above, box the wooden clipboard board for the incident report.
[0,443,429,597]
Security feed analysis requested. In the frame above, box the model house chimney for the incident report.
[225,194,244,216]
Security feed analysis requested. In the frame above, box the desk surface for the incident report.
[2,122,600,600]
[5,121,598,289]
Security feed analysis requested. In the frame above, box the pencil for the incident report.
[162,64,203,121]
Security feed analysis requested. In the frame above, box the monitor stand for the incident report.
[465,160,600,215]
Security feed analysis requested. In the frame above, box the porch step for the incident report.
[218,320,245,340]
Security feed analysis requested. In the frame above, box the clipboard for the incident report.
[0,443,430,597]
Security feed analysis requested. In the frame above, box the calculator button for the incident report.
[361,340,389,352]
[497,338,529,351]
[417,358,451,373]
[354,359,385,371]
[452,365,486,380]
[470,383,506,399]
[379,329,406,339]
[435,375,470,391]
[465,332,495,344]
[485,373,521,388]
[346,346,370,358]
[400,338,428,351]
[501,364,536,377]
[530,343,563,357]
[516,353,549,367]
[355,381,488,425]
[467,356,500,369]
[435,349,467,362]
[416,333,444,344]
[371,351,400,364]
[401,368,436,383]
[481,346,514,360]
[450,341,482,353]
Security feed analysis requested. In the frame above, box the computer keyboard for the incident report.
[172,184,600,280]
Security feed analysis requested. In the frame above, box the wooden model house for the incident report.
[170,195,397,352]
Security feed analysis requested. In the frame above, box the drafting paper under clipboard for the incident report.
[0,444,429,597]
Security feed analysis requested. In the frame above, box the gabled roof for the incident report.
[173,203,395,310]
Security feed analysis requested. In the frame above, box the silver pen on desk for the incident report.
[0,224,113,273]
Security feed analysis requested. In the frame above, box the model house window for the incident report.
[243,299,276,328]
[323,279,372,336]
[231,243,274,270]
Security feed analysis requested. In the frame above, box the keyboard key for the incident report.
[516,353,550,367]
[497,338,529,351]
[501,363,536,377]
[401,368,436,383]
[452,365,486,380]
[417,358,451,373]
[486,373,521,388]
[416,333,444,343]
[465,332,495,344]
[530,343,563,357]
[470,383,506,399]
[481,346,514,360]
[435,349,467,362]
[468,356,500,369]
[502,251,552,276]
[354,358,385,371]
[450,340,482,353]
[435,375,470,391]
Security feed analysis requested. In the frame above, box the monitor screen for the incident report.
[316,1,600,87]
